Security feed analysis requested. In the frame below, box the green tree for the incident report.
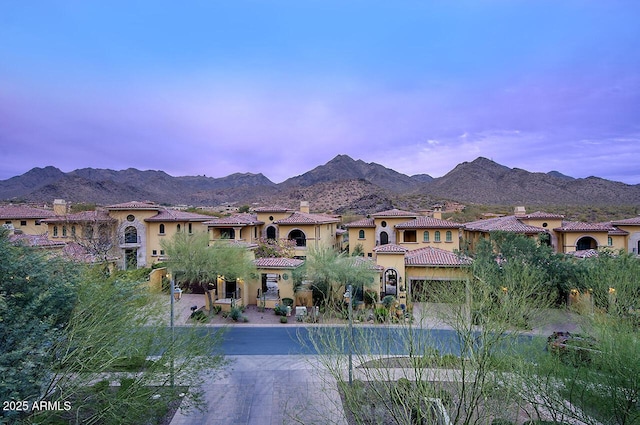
[27,267,224,425]
[519,252,640,425]
[161,231,256,315]
[301,246,377,309]
[0,229,79,419]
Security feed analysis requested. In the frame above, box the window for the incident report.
[404,230,417,243]
[608,237,613,246]
[221,228,236,239]
[53,226,58,237]
[381,221,387,228]
[126,214,135,222]
[358,230,365,239]
[35,220,41,226]
[266,226,276,240]
[159,224,165,234]
[177,224,181,232]
[152,250,157,256]
[188,223,193,233]
[62,226,67,237]
[160,250,165,256]
[435,231,441,242]
[124,226,137,243]
[446,231,452,242]
[71,226,76,237]
[423,231,429,242]
[20,220,27,226]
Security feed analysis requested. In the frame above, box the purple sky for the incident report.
[1,1,639,184]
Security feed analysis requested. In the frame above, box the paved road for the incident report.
[184,325,469,356]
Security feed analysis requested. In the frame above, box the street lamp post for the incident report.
[344,284,353,386]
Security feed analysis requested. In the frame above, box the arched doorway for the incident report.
[384,268,398,297]
[288,229,306,247]
[380,231,389,245]
[266,225,277,240]
[576,236,597,251]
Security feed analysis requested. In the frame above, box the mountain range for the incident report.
[1,155,639,211]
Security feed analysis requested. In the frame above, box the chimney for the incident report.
[432,204,442,219]
[514,206,526,217]
[53,199,67,215]
[300,201,310,214]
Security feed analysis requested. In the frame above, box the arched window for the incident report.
[358,229,365,239]
[125,226,138,244]
[62,226,67,237]
[446,231,452,242]
[576,236,597,251]
[177,224,181,232]
[71,225,76,237]
[288,229,306,247]
[53,226,58,237]
[423,231,429,242]
[380,231,389,245]
[266,226,277,240]
[434,231,441,242]
[159,224,165,234]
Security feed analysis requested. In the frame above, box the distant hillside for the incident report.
[421,157,640,206]
[1,155,639,208]
[281,154,421,192]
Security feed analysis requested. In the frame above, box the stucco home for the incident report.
[610,216,640,255]
[0,204,57,235]
[255,202,341,258]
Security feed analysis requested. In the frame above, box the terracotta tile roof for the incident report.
[203,213,264,226]
[371,208,417,218]
[0,205,56,219]
[336,228,347,235]
[608,228,629,236]
[373,244,408,254]
[9,233,65,248]
[553,221,616,232]
[395,216,462,229]
[464,215,544,233]
[41,210,115,224]
[348,256,384,271]
[343,217,375,228]
[522,211,565,219]
[253,257,304,268]
[568,249,600,258]
[146,209,213,222]
[254,206,294,213]
[274,211,339,225]
[405,246,472,267]
[106,201,161,210]
[62,242,119,263]
[611,216,640,226]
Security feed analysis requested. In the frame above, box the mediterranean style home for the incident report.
[3,200,640,309]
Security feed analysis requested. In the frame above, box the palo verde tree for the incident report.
[26,266,224,425]
[161,231,256,314]
[516,251,640,425]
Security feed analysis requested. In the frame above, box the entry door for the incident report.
[225,280,236,299]
[125,249,137,270]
